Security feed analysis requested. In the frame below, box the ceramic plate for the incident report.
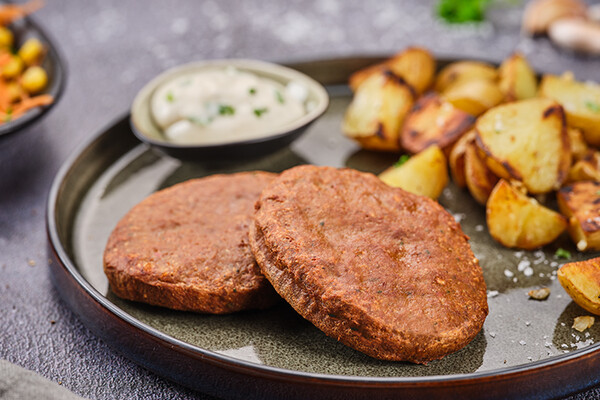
[0,10,66,138]
[47,57,600,400]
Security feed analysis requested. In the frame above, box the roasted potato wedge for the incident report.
[476,97,571,194]
[498,52,537,102]
[558,257,600,316]
[442,78,504,116]
[378,145,448,199]
[349,47,435,95]
[434,60,498,93]
[342,69,415,152]
[558,181,600,251]
[568,127,589,161]
[567,151,600,182]
[448,129,476,188]
[539,73,600,146]
[400,92,475,154]
[464,141,499,205]
[486,179,567,249]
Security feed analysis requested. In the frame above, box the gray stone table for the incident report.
[2,1,600,399]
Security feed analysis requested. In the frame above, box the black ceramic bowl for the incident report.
[130,59,329,161]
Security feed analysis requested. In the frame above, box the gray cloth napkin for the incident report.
[0,360,85,400]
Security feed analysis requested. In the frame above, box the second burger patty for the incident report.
[249,165,488,364]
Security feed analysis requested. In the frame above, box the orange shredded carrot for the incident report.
[12,93,52,113]
[0,0,52,125]
[0,0,43,26]
[0,94,52,123]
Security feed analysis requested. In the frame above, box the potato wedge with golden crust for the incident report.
[342,69,415,152]
[465,142,499,205]
[475,97,571,194]
[568,127,589,161]
[400,92,475,154]
[539,73,600,146]
[378,145,448,200]
[498,52,537,102]
[558,181,600,251]
[349,47,435,95]
[448,130,476,188]
[558,257,600,316]
[434,61,498,93]
[567,151,600,183]
[442,78,505,116]
[486,179,567,249]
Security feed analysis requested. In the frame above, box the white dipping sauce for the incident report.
[151,67,308,144]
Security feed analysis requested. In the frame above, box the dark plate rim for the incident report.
[46,57,600,398]
[0,9,67,138]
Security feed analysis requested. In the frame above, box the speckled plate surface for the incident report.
[47,57,600,400]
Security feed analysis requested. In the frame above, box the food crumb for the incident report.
[50,320,56,325]
[525,321,531,326]
[27,259,36,267]
[573,316,595,332]
[487,290,499,298]
[519,340,527,346]
[518,259,531,272]
[504,269,514,278]
[528,287,550,300]
[489,331,497,338]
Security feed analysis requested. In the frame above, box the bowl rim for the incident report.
[130,58,329,151]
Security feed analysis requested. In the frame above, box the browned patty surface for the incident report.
[103,171,280,313]
[249,165,488,363]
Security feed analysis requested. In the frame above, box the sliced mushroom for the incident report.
[522,0,587,35]
[548,18,600,55]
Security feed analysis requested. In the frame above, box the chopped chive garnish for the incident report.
[394,154,410,167]
[249,87,257,95]
[254,107,268,117]
[166,92,174,103]
[436,0,490,24]
[555,248,571,259]
[585,101,600,113]
[276,90,285,104]
[219,104,235,115]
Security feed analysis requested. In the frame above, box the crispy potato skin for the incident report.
[442,79,504,117]
[567,151,600,182]
[558,257,600,315]
[475,98,571,194]
[342,70,415,152]
[349,47,435,95]
[486,179,567,249]
[378,145,448,199]
[400,92,475,154]
[539,73,600,146]
[568,127,589,161]
[449,130,476,188]
[558,181,600,251]
[498,52,538,102]
[434,61,498,93]
[464,141,499,205]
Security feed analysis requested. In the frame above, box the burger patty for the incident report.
[249,165,488,363]
[103,171,280,314]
